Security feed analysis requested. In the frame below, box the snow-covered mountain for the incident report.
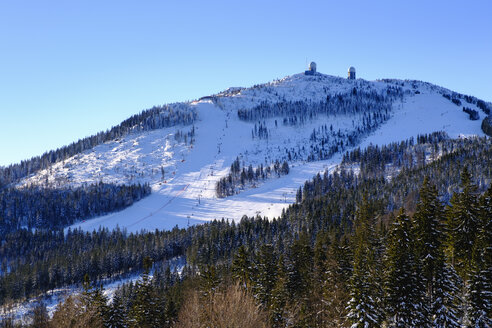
[12,72,488,233]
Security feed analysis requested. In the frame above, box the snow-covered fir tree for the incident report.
[347,197,383,328]
[383,208,427,327]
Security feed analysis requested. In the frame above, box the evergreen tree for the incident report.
[231,245,252,289]
[285,232,313,302]
[318,232,352,326]
[284,231,317,327]
[411,177,462,325]
[445,167,480,278]
[411,179,466,327]
[413,178,444,300]
[347,197,383,328]
[311,231,331,326]
[464,185,492,327]
[163,294,178,328]
[383,208,426,327]
[128,257,162,328]
[269,255,288,328]
[432,262,462,328]
[252,244,277,307]
[82,274,110,326]
[313,231,330,282]
[466,261,492,327]
[199,264,221,301]
[106,294,128,328]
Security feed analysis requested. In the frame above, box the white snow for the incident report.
[11,74,484,234]
[17,126,193,189]
[215,73,387,111]
[359,92,484,148]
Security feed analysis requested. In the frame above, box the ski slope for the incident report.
[69,91,483,232]
[359,92,484,148]
[68,100,344,232]
[12,73,484,233]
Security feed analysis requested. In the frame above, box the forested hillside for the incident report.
[3,73,490,236]
[0,183,151,234]
[0,103,196,187]
[1,134,490,327]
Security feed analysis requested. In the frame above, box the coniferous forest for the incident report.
[0,134,490,327]
[216,157,289,198]
[2,1,492,325]
[0,183,151,234]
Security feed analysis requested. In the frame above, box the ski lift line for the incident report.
[126,184,190,229]
[128,122,223,229]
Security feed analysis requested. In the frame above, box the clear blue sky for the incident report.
[1,0,491,166]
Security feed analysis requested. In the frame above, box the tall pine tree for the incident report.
[384,208,426,327]
[411,177,462,326]
[252,244,277,308]
[128,257,162,328]
[231,245,252,289]
[445,167,480,278]
[413,178,444,301]
[347,197,383,328]
[464,185,492,327]
[432,262,462,328]
[106,293,128,328]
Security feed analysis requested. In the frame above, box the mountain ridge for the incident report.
[1,72,490,233]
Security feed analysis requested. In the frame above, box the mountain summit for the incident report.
[3,72,489,233]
